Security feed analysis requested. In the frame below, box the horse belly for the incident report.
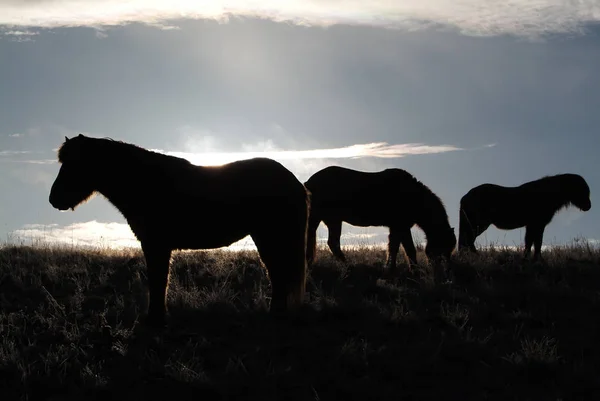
[325,203,391,228]
[168,223,249,250]
[167,208,251,250]
[488,203,528,230]
[344,215,389,228]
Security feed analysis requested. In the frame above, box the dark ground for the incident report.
[1,241,600,401]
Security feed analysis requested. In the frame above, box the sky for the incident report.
[1,1,600,252]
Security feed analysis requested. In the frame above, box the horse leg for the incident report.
[458,207,480,254]
[325,220,346,262]
[306,213,321,266]
[141,243,172,328]
[252,228,307,318]
[529,225,545,262]
[462,220,490,254]
[398,228,418,266]
[386,227,402,269]
[470,223,490,253]
[523,225,535,259]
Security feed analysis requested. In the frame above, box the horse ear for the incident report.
[78,133,84,138]
[64,136,69,142]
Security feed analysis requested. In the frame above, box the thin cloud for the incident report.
[154,141,465,166]
[0,1,599,39]
[3,30,38,36]
[95,30,108,39]
[8,159,57,165]
[0,141,466,166]
[0,150,34,156]
[0,149,53,164]
[2,29,39,42]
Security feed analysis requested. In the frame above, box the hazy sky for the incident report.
[1,1,599,251]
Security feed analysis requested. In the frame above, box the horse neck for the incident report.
[544,181,573,210]
[413,194,450,236]
[93,161,147,213]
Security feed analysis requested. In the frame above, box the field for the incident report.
[1,240,600,401]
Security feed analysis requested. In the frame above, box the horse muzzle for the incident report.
[581,200,592,212]
[49,195,72,211]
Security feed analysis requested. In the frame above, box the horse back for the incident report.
[305,166,419,227]
[131,157,308,247]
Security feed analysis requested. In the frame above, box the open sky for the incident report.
[1,1,599,251]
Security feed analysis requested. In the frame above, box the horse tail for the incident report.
[458,193,475,252]
[306,219,319,268]
[286,186,311,308]
[304,183,325,266]
[458,199,468,250]
[306,225,317,265]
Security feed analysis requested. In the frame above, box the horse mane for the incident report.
[518,173,590,216]
[387,168,451,227]
[520,173,589,196]
[58,135,191,168]
[522,173,586,187]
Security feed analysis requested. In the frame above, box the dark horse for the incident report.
[304,166,456,268]
[458,173,591,260]
[49,134,310,328]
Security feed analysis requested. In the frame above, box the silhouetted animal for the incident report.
[304,166,456,268]
[458,173,591,260]
[49,134,310,328]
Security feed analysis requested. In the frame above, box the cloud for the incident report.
[9,221,390,251]
[0,150,34,156]
[150,139,471,183]
[10,220,261,251]
[154,141,465,167]
[7,159,57,165]
[0,150,55,164]
[95,29,108,39]
[13,219,595,252]
[8,165,57,188]
[0,1,599,39]
[2,29,39,42]
[11,221,141,249]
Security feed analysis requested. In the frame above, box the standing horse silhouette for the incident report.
[49,134,310,328]
[458,173,591,260]
[304,166,456,268]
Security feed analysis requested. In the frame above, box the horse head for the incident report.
[49,134,97,211]
[570,174,591,212]
[425,226,457,261]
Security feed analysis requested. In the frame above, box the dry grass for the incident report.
[1,240,600,400]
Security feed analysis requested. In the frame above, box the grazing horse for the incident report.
[304,166,456,268]
[49,134,310,328]
[458,173,591,260]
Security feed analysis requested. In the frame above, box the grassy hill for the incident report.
[1,241,599,400]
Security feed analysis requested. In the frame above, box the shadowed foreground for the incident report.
[1,242,600,400]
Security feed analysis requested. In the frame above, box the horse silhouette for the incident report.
[49,134,310,328]
[458,173,591,260]
[304,166,456,269]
